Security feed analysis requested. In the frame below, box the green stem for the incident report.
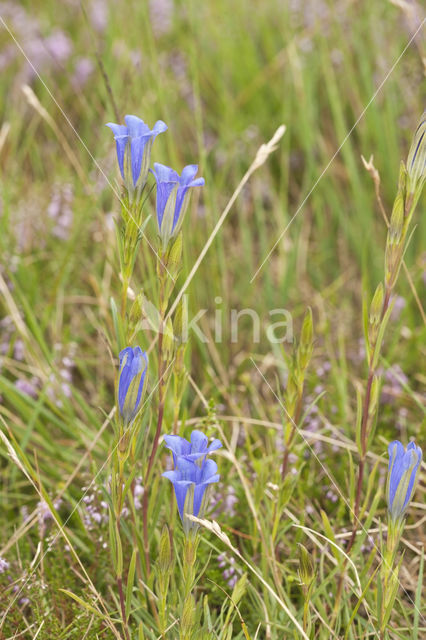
[281,391,303,481]
[117,576,131,640]
[142,261,167,576]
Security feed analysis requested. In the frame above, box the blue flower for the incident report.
[118,347,148,425]
[106,115,167,193]
[163,429,221,533]
[163,458,220,532]
[151,163,204,246]
[164,430,222,466]
[387,440,422,521]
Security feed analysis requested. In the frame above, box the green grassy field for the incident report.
[0,1,425,638]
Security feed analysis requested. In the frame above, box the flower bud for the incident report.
[118,347,148,425]
[406,111,425,195]
[298,307,314,371]
[387,440,422,522]
[298,543,315,586]
[158,525,173,575]
[162,317,175,362]
[173,298,188,345]
[369,283,384,329]
[166,231,183,276]
[387,193,404,246]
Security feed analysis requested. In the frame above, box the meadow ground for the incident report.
[0,1,425,638]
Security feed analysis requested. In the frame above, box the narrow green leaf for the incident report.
[344,565,380,639]
[320,510,342,566]
[59,589,105,618]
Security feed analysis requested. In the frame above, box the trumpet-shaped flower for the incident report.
[387,440,422,521]
[151,163,204,247]
[106,115,167,193]
[163,429,221,533]
[118,347,148,425]
[164,430,222,465]
[163,457,220,530]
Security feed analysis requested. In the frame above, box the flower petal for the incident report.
[106,123,129,179]
[402,447,422,510]
[152,120,168,136]
[152,162,179,183]
[124,115,149,137]
[188,177,205,188]
[164,434,190,465]
[106,123,128,137]
[129,134,152,186]
[190,430,208,453]
[207,438,222,454]
[180,164,199,185]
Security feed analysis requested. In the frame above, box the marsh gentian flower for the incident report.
[163,457,220,533]
[106,115,167,195]
[387,440,422,521]
[164,430,222,465]
[151,163,204,247]
[118,347,148,425]
[163,429,221,533]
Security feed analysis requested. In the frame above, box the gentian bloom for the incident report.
[163,430,221,534]
[163,458,220,534]
[164,430,222,465]
[118,347,148,425]
[151,163,205,247]
[106,115,167,196]
[387,440,422,521]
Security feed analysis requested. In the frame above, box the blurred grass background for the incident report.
[0,0,425,637]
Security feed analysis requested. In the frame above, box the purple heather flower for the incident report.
[71,57,94,90]
[163,457,220,532]
[118,347,148,425]
[217,552,238,589]
[0,556,10,574]
[90,0,108,33]
[163,430,222,465]
[387,440,422,521]
[151,163,204,246]
[149,0,175,37]
[106,115,167,195]
[15,377,39,399]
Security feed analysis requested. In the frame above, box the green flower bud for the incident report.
[162,317,175,361]
[369,283,384,329]
[158,525,173,575]
[166,231,183,275]
[387,193,404,246]
[298,308,314,371]
[406,111,425,195]
[298,543,315,586]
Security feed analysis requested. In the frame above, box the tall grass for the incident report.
[0,0,424,638]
